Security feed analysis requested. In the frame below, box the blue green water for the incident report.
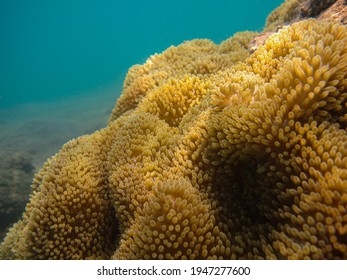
[0,0,283,108]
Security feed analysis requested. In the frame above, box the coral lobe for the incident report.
[1,18,347,260]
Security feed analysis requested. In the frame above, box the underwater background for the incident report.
[0,0,283,238]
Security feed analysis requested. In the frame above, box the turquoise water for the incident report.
[0,0,283,107]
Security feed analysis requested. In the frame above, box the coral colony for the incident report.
[1,1,347,260]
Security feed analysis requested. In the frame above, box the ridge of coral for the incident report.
[1,18,347,260]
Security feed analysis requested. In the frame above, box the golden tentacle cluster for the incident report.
[1,19,347,260]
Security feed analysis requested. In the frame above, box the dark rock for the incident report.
[0,151,35,240]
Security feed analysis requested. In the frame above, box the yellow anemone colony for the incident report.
[1,19,347,260]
